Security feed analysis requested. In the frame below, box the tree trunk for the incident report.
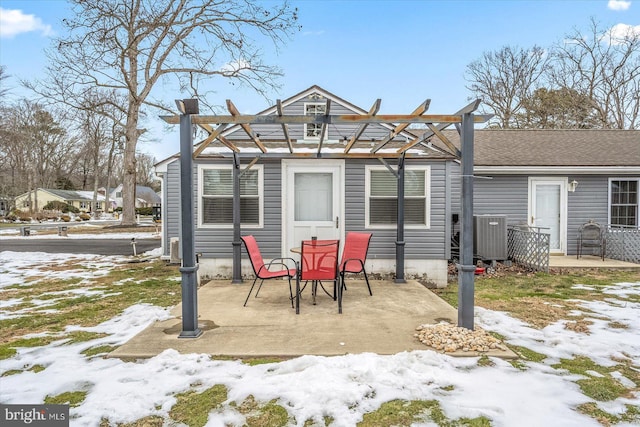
[121,102,139,226]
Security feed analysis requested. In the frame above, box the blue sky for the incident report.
[1,0,638,160]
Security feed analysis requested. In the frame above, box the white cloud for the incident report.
[0,8,53,39]
[608,0,632,11]
[606,23,640,44]
[220,59,252,76]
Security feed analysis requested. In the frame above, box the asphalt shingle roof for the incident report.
[424,129,640,167]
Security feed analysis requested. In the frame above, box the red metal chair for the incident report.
[296,239,340,314]
[240,235,297,308]
[338,232,373,313]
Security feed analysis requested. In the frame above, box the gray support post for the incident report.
[178,110,202,338]
[458,112,475,330]
[395,154,406,283]
[232,153,242,283]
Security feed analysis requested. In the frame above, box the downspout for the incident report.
[395,153,406,283]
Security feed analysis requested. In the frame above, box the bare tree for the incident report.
[465,46,550,128]
[0,66,9,102]
[27,0,299,226]
[3,101,75,213]
[136,153,158,188]
[549,18,640,129]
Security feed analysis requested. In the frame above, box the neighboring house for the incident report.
[437,129,640,255]
[155,85,459,287]
[0,198,9,216]
[109,184,162,210]
[14,189,107,213]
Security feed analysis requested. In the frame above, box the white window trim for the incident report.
[197,164,264,229]
[303,102,327,141]
[608,177,640,229]
[365,164,431,229]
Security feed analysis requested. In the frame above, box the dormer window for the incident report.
[304,102,325,139]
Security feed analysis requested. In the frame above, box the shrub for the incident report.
[136,207,153,216]
[43,201,69,212]
[79,213,91,221]
[61,215,71,222]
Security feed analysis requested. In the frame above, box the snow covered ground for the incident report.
[0,247,638,426]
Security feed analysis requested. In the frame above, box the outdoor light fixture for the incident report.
[568,180,579,192]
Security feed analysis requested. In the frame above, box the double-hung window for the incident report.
[366,165,430,228]
[609,178,639,228]
[199,165,263,227]
[304,103,325,139]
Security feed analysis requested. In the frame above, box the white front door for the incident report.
[529,178,567,253]
[283,160,344,254]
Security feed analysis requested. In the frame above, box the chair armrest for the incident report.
[265,257,297,271]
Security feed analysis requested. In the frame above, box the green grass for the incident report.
[358,399,491,426]
[169,385,228,427]
[44,391,87,407]
[82,345,117,357]
[553,357,633,401]
[0,259,181,347]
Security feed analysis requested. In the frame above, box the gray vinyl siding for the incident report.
[194,159,283,259]
[345,159,447,260]
[165,160,182,257]
[164,157,450,262]
[473,176,529,224]
[567,176,609,255]
[447,168,636,255]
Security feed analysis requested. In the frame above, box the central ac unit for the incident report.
[474,215,508,261]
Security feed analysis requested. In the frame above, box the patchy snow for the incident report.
[0,249,638,426]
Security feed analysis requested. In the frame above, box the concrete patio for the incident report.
[548,255,640,269]
[109,278,517,360]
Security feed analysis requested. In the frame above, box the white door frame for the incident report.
[528,177,568,254]
[281,159,345,256]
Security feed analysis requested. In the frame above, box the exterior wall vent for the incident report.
[473,215,508,261]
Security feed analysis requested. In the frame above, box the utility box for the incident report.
[474,215,508,261]
[170,237,181,264]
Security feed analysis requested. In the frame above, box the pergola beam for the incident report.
[193,123,234,158]
[227,99,267,153]
[344,99,381,154]
[371,99,431,153]
[201,123,239,153]
[160,114,490,125]
[276,99,294,153]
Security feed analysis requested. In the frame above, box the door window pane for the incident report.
[295,173,332,221]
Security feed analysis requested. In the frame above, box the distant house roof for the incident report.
[420,129,640,167]
[44,189,100,201]
[135,186,161,204]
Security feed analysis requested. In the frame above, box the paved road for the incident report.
[0,238,161,256]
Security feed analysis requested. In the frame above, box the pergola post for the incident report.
[232,153,242,283]
[395,154,406,283]
[177,100,202,338]
[458,112,475,330]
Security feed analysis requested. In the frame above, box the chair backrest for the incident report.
[240,235,265,274]
[579,221,603,242]
[300,239,339,281]
[340,232,372,273]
